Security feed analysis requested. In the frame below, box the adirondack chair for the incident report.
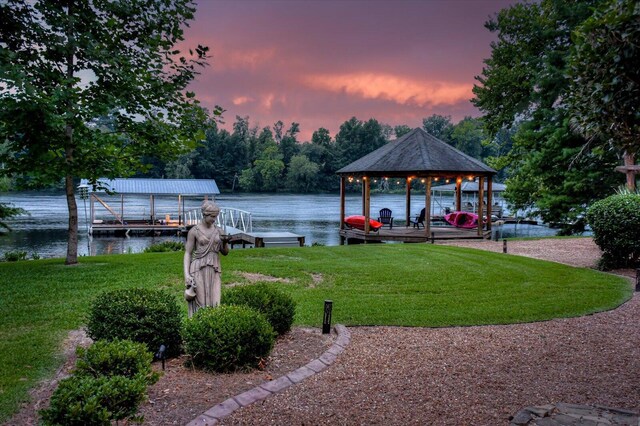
[377,208,394,229]
[410,208,426,229]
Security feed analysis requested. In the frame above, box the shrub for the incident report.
[182,305,276,372]
[222,283,296,335]
[586,193,640,270]
[143,240,185,253]
[39,374,148,425]
[86,288,182,357]
[74,339,159,385]
[3,250,28,262]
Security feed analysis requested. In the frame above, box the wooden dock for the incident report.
[229,232,305,248]
[340,225,490,244]
[90,220,187,236]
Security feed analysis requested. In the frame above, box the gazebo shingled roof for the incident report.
[336,128,496,177]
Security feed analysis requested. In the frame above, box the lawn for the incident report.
[0,243,631,422]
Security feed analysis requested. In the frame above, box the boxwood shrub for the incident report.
[39,374,148,426]
[586,193,640,270]
[222,283,296,335]
[183,305,276,372]
[86,288,182,357]
[74,339,159,385]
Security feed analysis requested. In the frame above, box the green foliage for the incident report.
[0,0,215,264]
[86,288,182,357]
[74,340,159,385]
[568,0,640,158]
[143,240,185,253]
[393,125,412,138]
[422,114,454,141]
[2,250,28,262]
[0,203,25,232]
[449,116,485,159]
[182,305,276,372]
[222,283,296,335]
[39,374,148,426]
[335,117,389,169]
[285,155,320,192]
[472,0,621,229]
[586,194,640,269]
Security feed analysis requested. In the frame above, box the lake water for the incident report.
[0,191,558,259]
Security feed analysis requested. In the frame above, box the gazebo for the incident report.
[336,128,497,243]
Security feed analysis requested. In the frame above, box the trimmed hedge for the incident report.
[222,283,296,335]
[40,340,158,425]
[86,288,182,357]
[586,193,640,269]
[40,375,148,425]
[182,305,275,372]
[74,339,159,385]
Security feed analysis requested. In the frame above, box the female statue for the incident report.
[183,201,229,317]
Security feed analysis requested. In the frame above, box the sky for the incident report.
[183,0,521,141]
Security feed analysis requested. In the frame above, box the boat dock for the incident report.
[340,225,490,245]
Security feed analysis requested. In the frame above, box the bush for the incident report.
[143,240,185,253]
[86,288,182,357]
[222,283,296,335]
[40,374,148,425]
[182,305,276,372]
[74,339,159,385]
[3,250,28,262]
[586,193,640,270]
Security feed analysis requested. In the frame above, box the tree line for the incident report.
[140,114,498,193]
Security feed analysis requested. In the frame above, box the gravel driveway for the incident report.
[221,238,640,425]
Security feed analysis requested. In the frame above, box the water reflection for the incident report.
[0,191,561,259]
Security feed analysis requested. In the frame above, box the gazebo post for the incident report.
[339,176,346,231]
[361,178,366,215]
[477,176,484,237]
[455,177,462,211]
[425,177,432,236]
[405,178,411,226]
[486,177,493,231]
[364,177,371,234]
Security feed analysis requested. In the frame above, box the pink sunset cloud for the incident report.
[304,73,473,107]
[184,0,522,141]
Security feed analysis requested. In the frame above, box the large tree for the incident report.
[0,0,217,264]
[335,117,388,169]
[568,0,640,190]
[472,0,620,231]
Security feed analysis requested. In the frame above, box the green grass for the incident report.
[0,244,631,422]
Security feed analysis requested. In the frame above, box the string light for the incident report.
[467,176,474,181]
[434,177,439,182]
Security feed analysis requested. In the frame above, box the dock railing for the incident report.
[185,208,253,234]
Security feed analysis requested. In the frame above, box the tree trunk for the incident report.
[65,170,79,265]
[624,152,636,191]
[64,0,78,265]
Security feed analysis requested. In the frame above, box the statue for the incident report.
[183,201,229,317]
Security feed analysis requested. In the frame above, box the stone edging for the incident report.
[186,324,351,426]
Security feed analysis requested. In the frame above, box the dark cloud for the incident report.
[185,0,519,141]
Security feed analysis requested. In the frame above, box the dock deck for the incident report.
[340,225,490,244]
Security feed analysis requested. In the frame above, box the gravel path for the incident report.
[221,238,640,425]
